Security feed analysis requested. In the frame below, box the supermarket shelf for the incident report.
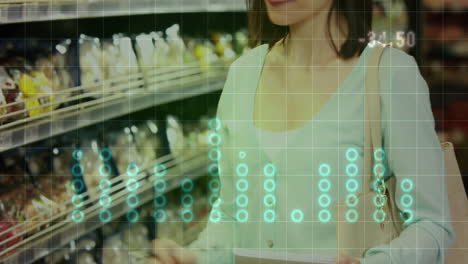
[0,152,209,264]
[0,0,246,24]
[0,63,227,152]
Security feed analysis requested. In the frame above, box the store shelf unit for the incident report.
[0,63,228,152]
[0,152,209,264]
[0,0,246,24]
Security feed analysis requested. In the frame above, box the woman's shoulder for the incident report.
[230,44,269,68]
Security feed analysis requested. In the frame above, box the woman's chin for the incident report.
[267,13,297,26]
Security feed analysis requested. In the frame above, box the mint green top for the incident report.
[189,44,454,263]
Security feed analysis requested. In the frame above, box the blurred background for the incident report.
[0,0,466,263]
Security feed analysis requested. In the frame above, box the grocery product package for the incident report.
[78,34,104,93]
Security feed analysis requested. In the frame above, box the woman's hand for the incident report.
[336,255,361,264]
[147,238,197,264]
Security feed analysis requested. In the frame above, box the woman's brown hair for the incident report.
[246,0,373,59]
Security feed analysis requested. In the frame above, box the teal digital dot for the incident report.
[318,179,331,192]
[263,163,276,177]
[154,164,167,177]
[239,151,246,159]
[318,194,331,208]
[290,209,304,223]
[71,164,84,177]
[264,209,276,223]
[126,179,140,192]
[208,163,220,176]
[72,194,84,207]
[182,194,194,207]
[373,209,386,223]
[71,210,84,222]
[208,179,220,192]
[127,194,140,208]
[208,133,221,146]
[319,164,331,177]
[373,163,385,177]
[153,179,166,193]
[346,179,359,193]
[181,209,194,223]
[99,179,112,192]
[181,178,194,192]
[127,163,139,177]
[98,163,112,177]
[71,179,84,193]
[209,148,221,162]
[374,148,385,161]
[263,194,276,207]
[400,194,413,208]
[210,209,221,223]
[346,148,358,162]
[236,209,249,223]
[236,194,249,208]
[72,149,83,161]
[154,195,167,207]
[400,209,413,223]
[99,209,112,223]
[346,209,359,223]
[236,179,249,192]
[373,194,387,208]
[236,163,249,177]
[345,163,358,177]
[263,179,276,192]
[127,209,139,223]
[345,194,359,207]
[154,209,167,223]
[373,178,386,193]
[319,210,331,223]
[400,179,413,192]
[208,118,221,131]
[99,148,112,161]
[99,194,112,207]
[209,194,220,206]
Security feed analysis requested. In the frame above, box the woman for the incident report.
[150,0,454,263]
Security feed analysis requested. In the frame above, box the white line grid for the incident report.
[0,0,466,263]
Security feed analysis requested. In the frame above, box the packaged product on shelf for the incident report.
[151,31,170,68]
[53,39,73,91]
[233,30,249,55]
[72,251,98,264]
[102,39,124,82]
[102,234,130,264]
[166,115,185,159]
[211,32,236,63]
[165,24,186,66]
[135,33,155,79]
[193,41,219,69]
[1,65,26,121]
[81,138,110,200]
[0,202,22,253]
[79,34,104,90]
[110,126,144,178]
[133,120,163,169]
[115,34,139,77]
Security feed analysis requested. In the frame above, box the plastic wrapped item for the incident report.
[165,24,186,66]
[233,30,249,55]
[102,234,130,264]
[135,33,155,79]
[166,116,185,159]
[79,35,104,88]
[102,40,124,82]
[73,251,97,264]
[193,41,219,69]
[110,126,144,177]
[0,202,22,254]
[81,138,107,200]
[1,66,26,121]
[133,120,163,169]
[115,34,139,77]
[151,32,170,67]
[211,32,236,63]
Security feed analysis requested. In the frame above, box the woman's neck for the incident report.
[285,10,348,67]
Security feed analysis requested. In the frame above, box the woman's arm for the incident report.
[187,61,239,264]
[364,48,455,263]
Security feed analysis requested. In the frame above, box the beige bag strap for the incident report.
[364,43,390,192]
